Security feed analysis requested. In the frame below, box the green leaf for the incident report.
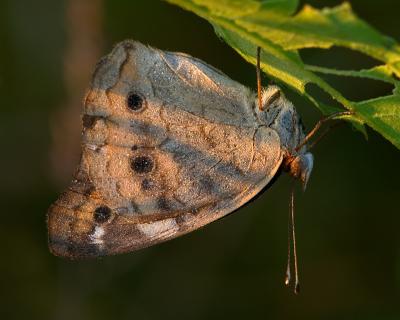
[305,65,400,87]
[188,0,261,17]
[188,0,299,17]
[258,0,299,16]
[240,3,400,64]
[355,95,400,148]
[166,0,400,150]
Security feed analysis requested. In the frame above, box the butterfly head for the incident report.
[284,152,314,190]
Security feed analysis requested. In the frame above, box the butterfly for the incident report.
[47,40,313,264]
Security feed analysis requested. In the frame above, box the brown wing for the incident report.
[47,40,283,259]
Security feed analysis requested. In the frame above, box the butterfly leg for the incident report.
[295,111,353,152]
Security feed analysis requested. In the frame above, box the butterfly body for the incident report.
[48,40,312,259]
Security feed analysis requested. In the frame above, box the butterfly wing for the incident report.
[47,41,283,258]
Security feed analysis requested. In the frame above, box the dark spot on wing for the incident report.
[127,92,146,111]
[94,206,112,224]
[130,156,154,174]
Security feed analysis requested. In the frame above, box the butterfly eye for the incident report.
[94,206,112,223]
[127,92,146,111]
[130,155,154,174]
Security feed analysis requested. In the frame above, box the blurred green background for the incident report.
[1,0,400,319]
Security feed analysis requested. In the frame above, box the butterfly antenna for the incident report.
[256,47,262,111]
[291,186,300,294]
[285,184,300,294]
[285,190,292,287]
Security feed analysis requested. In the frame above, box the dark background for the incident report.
[1,0,399,319]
